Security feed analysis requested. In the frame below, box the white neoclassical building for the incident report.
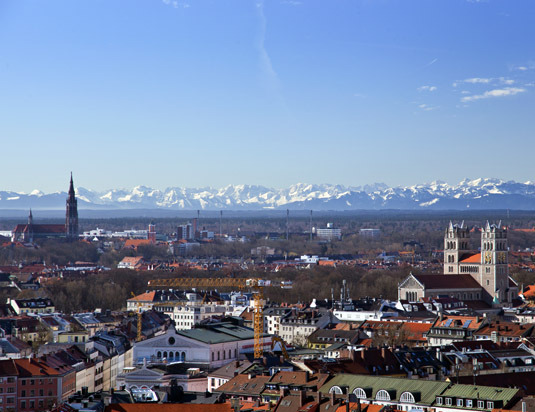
[133,322,272,368]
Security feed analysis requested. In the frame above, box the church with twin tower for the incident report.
[399,221,518,308]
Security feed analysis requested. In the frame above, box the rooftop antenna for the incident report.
[309,210,313,242]
[286,209,289,241]
[331,288,334,309]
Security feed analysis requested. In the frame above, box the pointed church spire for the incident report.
[66,173,78,240]
[68,172,75,197]
[28,209,33,225]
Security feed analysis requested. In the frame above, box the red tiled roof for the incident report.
[105,405,232,412]
[128,291,156,302]
[123,239,151,249]
[0,359,18,376]
[412,274,481,289]
[460,253,481,263]
[14,358,61,377]
[13,224,65,234]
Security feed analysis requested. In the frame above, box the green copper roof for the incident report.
[319,374,450,405]
[441,384,519,403]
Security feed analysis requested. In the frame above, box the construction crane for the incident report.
[130,292,143,342]
[147,277,292,359]
[271,336,290,360]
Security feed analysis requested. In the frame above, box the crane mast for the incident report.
[147,277,291,359]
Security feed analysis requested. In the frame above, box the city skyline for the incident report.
[0,0,534,192]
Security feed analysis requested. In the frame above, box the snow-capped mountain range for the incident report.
[1,178,535,211]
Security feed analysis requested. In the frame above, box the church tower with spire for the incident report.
[66,173,78,240]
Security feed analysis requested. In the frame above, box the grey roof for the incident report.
[0,339,20,354]
[178,323,268,344]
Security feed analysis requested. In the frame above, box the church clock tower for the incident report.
[444,221,470,274]
[480,221,509,305]
[66,173,79,240]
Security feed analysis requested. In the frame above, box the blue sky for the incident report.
[0,0,534,192]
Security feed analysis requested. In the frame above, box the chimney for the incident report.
[280,387,288,398]
[299,389,306,407]
[315,391,322,404]
[522,402,527,412]
[360,349,366,360]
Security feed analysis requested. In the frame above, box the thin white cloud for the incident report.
[162,0,189,8]
[256,1,279,88]
[454,77,515,86]
[418,103,437,111]
[461,87,526,102]
[417,85,437,92]
[281,0,302,5]
[464,77,492,84]
[424,58,438,67]
[516,66,529,71]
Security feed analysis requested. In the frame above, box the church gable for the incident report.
[398,274,424,290]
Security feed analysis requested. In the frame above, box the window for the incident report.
[487,401,494,409]
[400,392,415,403]
[436,397,443,405]
[466,399,473,407]
[20,401,26,410]
[477,400,484,409]
[21,390,26,397]
[375,390,391,401]
[445,398,452,406]
[7,388,14,394]
[21,380,26,386]
[329,386,343,395]
[353,388,367,399]
[457,399,463,407]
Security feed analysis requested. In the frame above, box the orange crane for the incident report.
[147,277,292,359]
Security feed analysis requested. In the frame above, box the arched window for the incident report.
[182,351,186,361]
[157,351,162,358]
[400,392,415,403]
[376,390,391,401]
[353,388,367,399]
[163,351,168,359]
[168,352,174,360]
[176,351,180,359]
[329,386,343,395]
